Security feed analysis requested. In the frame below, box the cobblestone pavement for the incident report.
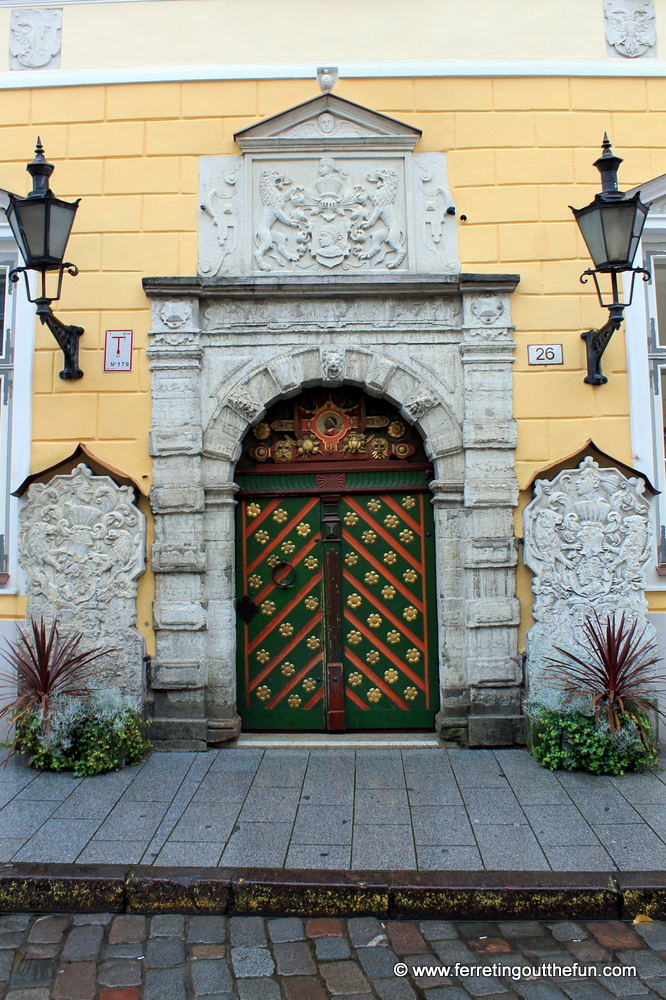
[3,911,666,1000]
[2,746,666,870]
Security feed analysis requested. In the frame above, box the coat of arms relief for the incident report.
[523,458,655,702]
[198,93,459,277]
[253,157,406,272]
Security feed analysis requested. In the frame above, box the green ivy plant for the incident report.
[529,704,659,775]
[16,692,151,776]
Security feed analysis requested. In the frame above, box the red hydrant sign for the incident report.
[104,330,133,371]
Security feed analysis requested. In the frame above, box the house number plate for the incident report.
[527,344,563,366]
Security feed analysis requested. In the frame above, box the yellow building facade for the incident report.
[1,0,665,744]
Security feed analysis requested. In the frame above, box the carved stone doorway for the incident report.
[234,388,439,731]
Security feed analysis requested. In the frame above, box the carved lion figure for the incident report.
[254,171,301,271]
[355,169,406,270]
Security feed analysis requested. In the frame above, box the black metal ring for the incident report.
[271,560,296,589]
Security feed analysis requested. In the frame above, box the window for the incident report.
[0,196,34,592]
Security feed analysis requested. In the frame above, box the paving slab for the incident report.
[0,746,665,877]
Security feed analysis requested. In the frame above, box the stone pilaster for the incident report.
[148,297,208,749]
[456,289,523,746]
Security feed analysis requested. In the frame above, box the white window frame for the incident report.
[0,192,34,595]
[624,173,666,590]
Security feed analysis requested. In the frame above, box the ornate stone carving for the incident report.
[19,465,146,696]
[413,153,459,273]
[199,163,240,276]
[151,331,197,347]
[281,113,376,139]
[605,0,656,57]
[321,350,345,382]
[203,296,460,333]
[404,392,438,420]
[227,385,263,421]
[316,66,338,93]
[252,160,407,272]
[523,457,654,701]
[10,8,61,70]
[199,95,460,276]
[159,300,193,329]
[471,297,505,325]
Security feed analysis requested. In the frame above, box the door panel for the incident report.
[236,489,437,731]
[340,493,437,729]
[236,495,326,730]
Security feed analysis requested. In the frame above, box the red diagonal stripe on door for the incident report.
[381,494,422,534]
[343,497,422,571]
[249,581,322,652]
[302,687,324,711]
[346,687,371,710]
[343,610,426,691]
[417,493,430,708]
[345,647,410,710]
[247,496,319,574]
[253,535,319,605]
[244,497,283,532]
[265,650,323,709]
[248,614,323,689]
[342,570,423,648]
[341,530,424,611]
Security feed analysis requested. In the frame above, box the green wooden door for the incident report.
[340,492,438,729]
[236,487,438,731]
[236,495,326,730]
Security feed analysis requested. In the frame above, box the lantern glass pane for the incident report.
[47,201,77,263]
[15,200,46,263]
[627,200,649,267]
[6,204,28,263]
[575,205,606,269]
[599,202,636,266]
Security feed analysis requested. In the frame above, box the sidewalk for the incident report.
[1,746,666,871]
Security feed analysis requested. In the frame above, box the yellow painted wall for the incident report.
[0,74,664,638]
[0,0,653,74]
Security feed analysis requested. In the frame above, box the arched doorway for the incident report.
[235,387,438,731]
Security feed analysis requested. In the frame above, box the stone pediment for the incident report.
[199,90,458,278]
[234,94,421,153]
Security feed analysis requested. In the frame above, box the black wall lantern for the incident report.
[5,140,84,379]
[570,135,651,385]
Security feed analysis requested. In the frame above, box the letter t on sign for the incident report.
[104,329,133,372]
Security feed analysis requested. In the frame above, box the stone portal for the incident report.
[144,89,522,748]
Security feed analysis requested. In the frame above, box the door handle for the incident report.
[271,560,297,588]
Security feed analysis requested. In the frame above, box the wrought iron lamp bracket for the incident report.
[579,266,651,386]
[9,264,84,380]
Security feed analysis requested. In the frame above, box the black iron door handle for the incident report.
[271,560,297,589]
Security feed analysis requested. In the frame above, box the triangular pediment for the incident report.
[627,172,666,215]
[234,94,421,153]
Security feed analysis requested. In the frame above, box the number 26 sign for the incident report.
[527,344,563,366]
[104,330,133,372]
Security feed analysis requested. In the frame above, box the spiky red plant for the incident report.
[548,611,665,736]
[0,617,109,736]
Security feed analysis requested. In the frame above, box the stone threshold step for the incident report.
[0,864,663,920]
[229,733,442,748]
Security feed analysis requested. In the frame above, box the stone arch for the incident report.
[202,345,462,474]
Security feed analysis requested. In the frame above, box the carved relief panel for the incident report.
[10,8,62,70]
[19,464,146,698]
[198,94,459,278]
[523,458,655,702]
[604,0,656,57]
